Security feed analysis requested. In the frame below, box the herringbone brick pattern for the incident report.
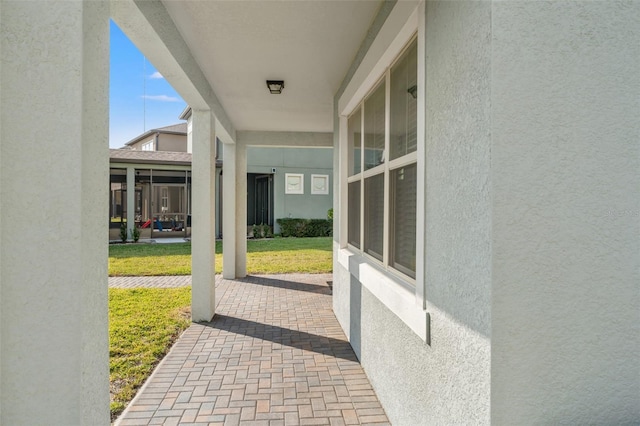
[115,274,389,426]
[109,275,191,289]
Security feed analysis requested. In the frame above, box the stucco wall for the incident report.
[158,133,187,152]
[1,1,110,423]
[333,1,492,424]
[491,2,640,423]
[247,147,333,233]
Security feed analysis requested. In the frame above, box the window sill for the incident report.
[337,244,429,342]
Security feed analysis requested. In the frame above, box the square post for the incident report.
[191,109,216,321]
[0,1,110,423]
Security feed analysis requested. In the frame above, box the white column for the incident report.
[191,109,216,321]
[222,142,236,278]
[235,142,248,278]
[0,1,110,424]
[126,166,136,240]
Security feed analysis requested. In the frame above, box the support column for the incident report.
[0,1,110,424]
[191,109,216,321]
[222,143,236,278]
[235,142,248,278]
[126,166,136,240]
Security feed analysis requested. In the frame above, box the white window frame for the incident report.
[141,140,154,151]
[285,173,304,195]
[337,2,429,342]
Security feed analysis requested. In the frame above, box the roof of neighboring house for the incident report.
[124,122,188,146]
[179,106,192,120]
[109,149,192,166]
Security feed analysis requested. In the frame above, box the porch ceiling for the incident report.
[161,0,382,133]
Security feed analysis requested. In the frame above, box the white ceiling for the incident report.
[161,0,382,133]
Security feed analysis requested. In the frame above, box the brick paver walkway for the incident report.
[109,275,192,289]
[115,274,389,426]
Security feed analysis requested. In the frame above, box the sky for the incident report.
[109,20,187,148]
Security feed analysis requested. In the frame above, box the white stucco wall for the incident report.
[491,2,640,423]
[333,1,492,424]
[0,1,110,423]
[334,1,639,424]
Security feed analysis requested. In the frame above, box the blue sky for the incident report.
[109,20,187,148]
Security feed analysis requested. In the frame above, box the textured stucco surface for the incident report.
[333,1,492,424]
[491,2,640,423]
[191,110,217,321]
[424,0,492,341]
[0,1,110,423]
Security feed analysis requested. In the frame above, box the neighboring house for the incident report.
[110,113,333,241]
[3,2,638,425]
[125,122,189,152]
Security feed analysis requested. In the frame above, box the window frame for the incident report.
[337,2,428,342]
[345,36,419,284]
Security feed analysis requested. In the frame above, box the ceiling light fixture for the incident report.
[266,80,285,94]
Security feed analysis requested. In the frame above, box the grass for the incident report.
[109,287,191,420]
[109,236,333,420]
[109,237,333,276]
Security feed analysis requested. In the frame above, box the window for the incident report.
[141,140,154,151]
[347,181,361,248]
[348,108,362,176]
[346,37,418,280]
[364,82,386,171]
[161,187,168,212]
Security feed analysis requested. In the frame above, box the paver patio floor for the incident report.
[115,274,389,426]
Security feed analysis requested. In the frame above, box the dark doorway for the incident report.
[247,173,274,227]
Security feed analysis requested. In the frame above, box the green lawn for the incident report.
[109,237,333,420]
[109,237,333,276]
[109,287,191,420]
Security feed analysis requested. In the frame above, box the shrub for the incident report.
[276,218,332,238]
[131,226,140,242]
[251,223,273,239]
[119,222,128,242]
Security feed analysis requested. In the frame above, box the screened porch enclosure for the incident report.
[109,168,191,240]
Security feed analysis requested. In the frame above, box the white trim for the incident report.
[338,2,420,117]
[337,244,428,342]
[382,71,391,267]
[311,174,329,195]
[285,173,304,194]
[337,1,426,340]
[415,1,427,308]
[347,174,360,184]
[339,116,349,249]
[362,164,385,179]
[388,151,418,170]
[109,162,191,171]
